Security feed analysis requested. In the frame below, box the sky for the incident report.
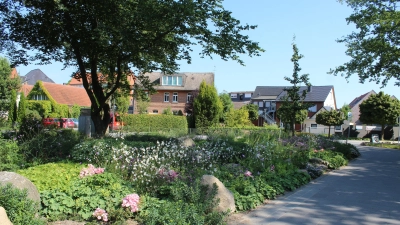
[9,0,400,107]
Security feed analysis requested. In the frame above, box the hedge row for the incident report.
[121,114,188,134]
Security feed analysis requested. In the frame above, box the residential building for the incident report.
[137,72,214,114]
[252,85,337,134]
[20,69,55,85]
[229,91,253,109]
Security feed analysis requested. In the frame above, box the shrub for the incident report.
[122,114,188,135]
[41,172,134,222]
[19,129,81,163]
[17,162,84,192]
[331,142,360,159]
[0,136,23,171]
[17,115,44,143]
[309,150,348,169]
[0,183,45,225]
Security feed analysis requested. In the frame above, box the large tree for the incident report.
[0,57,20,114]
[193,80,223,130]
[2,0,263,136]
[359,91,400,140]
[277,41,312,136]
[330,0,400,87]
[316,109,344,137]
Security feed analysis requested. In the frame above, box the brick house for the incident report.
[229,91,253,109]
[136,72,214,114]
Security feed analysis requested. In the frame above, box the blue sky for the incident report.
[11,0,400,107]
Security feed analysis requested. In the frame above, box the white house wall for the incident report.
[324,89,336,109]
[303,119,342,135]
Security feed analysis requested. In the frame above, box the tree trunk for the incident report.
[328,126,331,138]
[91,103,111,137]
[381,124,385,140]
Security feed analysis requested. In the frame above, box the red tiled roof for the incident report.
[20,84,33,97]
[41,82,91,107]
[70,72,135,86]
[10,68,18,79]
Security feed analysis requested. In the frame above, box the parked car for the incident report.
[61,118,75,128]
[71,118,79,128]
[42,118,59,127]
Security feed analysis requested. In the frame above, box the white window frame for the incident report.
[230,93,237,98]
[173,92,178,102]
[162,76,183,86]
[311,124,317,128]
[258,102,263,107]
[308,105,317,112]
[164,92,170,102]
[187,93,192,103]
[245,93,252,98]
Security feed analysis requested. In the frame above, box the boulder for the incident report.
[0,207,13,225]
[0,171,40,203]
[201,175,235,213]
[180,137,195,147]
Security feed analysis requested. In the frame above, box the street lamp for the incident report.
[346,112,353,144]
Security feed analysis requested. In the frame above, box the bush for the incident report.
[41,172,134,222]
[0,183,45,225]
[19,129,82,163]
[121,114,188,135]
[17,162,84,192]
[17,115,44,143]
[331,142,360,159]
[309,150,348,169]
[0,136,23,171]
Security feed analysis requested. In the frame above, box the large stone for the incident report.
[201,175,235,213]
[0,207,13,225]
[180,137,195,147]
[0,171,40,203]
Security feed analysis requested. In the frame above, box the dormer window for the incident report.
[162,75,182,86]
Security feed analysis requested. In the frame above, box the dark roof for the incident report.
[21,69,55,85]
[276,85,334,102]
[144,72,214,91]
[251,86,286,100]
[349,90,376,109]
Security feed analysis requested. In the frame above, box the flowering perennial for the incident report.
[244,170,253,177]
[93,208,108,222]
[80,164,105,178]
[122,193,140,212]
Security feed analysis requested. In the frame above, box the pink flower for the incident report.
[244,170,253,177]
[270,165,275,171]
[122,193,140,212]
[80,164,105,178]
[93,208,108,222]
[168,170,179,180]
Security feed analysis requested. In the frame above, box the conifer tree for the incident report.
[193,81,223,130]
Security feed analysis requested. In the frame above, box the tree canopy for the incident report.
[0,57,20,114]
[316,109,344,137]
[330,0,400,87]
[193,80,223,129]
[219,92,234,123]
[359,91,400,140]
[1,0,263,136]
[277,41,312,136]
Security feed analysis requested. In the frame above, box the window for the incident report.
[230,93,237,98]
[187,93,192,103]
[335,125,342,131]
[245,93,252,98]
[173,92,178,102]
[32,94,48,100]
[253,101,258,105]
[311,124,317,128]
[258,102,263,107]
[152,110,158,114]
[162,76,183,86]
[308,105,317,112]
[164,92,170,102]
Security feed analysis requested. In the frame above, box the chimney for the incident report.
[307,85,312,92]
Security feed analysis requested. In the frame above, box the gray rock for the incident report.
[201,175,236,213]
[0,207,13,225]
[180,137,195,147]
[0,171,40,203]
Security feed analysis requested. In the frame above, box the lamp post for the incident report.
[346,112,353,144]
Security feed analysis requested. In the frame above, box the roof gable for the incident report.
[348,90,376,109]
[276,86,334,102]
[145,72,214,91]
[310,106,334,119]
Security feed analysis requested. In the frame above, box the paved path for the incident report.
[227,141,400,225]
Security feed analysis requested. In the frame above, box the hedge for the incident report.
[121,114,188,134]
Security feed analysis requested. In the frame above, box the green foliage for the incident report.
[136,99,149,114]
[316,109,344,137]
[359,91,400,140]
[0,136,22,171]
[0,57,21,113]
[115,94,130,114]
[17,92,26,123]
[17,115,44,143]
[225,108,252,128]
[0,183,45,225]
[242,103,259,121]
[330,0,400,87]
[219,92,234,123]
[194,81,223,129]
[122,114,188,135]
[8,90,17,123]
[139,179,226,225]
[309,150,348,169]
[162,106,173,115]
[340,103,351,120]
[278,40,312,136]
[27,100,52,117]
[70,104,81,118]
[41,172,134,222]
[17,162,84,192]
[19,129,82,163]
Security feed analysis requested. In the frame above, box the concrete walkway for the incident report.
[227,141,400,225]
